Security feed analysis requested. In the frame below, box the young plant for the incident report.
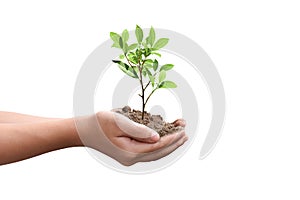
[110,25,177,120]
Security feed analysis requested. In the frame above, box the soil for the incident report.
[112,106,184,137]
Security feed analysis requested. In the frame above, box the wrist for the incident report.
[60,118,84,147]
[71,113,103,148]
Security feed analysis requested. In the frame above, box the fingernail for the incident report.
[178,131,185,137]
[151,132,160,141]
[184,136,189,142]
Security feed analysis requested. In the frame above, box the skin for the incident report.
[0,111,187,166]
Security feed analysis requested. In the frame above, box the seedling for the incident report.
[110,25,177,120]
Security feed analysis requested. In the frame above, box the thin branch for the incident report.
[136,55,146,119]
[144,88,157,107]
[138,63,143,90]
[144,81,151,90]
[125,54,136,68]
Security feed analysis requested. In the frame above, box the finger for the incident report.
[122,130,186,153]
[112,112,160,143]
[125,134,160,143]
[138,135,189,163]
[172,119,186,127]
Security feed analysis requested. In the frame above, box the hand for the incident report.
[76,111,188,166]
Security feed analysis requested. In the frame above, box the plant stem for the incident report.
[137,60,146,120]
[125,52,151,120]
[144,81,150,90]
[125,53,146,119]
[124,54,135,67]
[144,88,157,110]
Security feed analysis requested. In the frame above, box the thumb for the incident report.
[112,112,160,143]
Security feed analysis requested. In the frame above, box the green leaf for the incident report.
[124,67,138,78]
[128,43,138,51]
[145,68,155,87]
[128,57,138,65]
[142,69,147,77]
[110,32,120,43]
[144,59,153,64]
[112,60,138,78]
[135,25,143,44]
[119,54,125,59]
[127,52,138,64]
[144,64,152,68]
[129,67,139,78]
[159,80,177,88]
[153,59,158,71]
[123,43,128,53]
[149,76,155,87]
[122,29,129,42]
[145,37,150,45]
[136,49,142,59]
[136,49,141,56]
[153,38,169,49]
[145,67,152,76]
[144,59,153,68]
[151,52,161,57]
[127,52,135,57]
[111,32,121,49]
[132,66,139,77]
[112,60,129,70]
[142,41,148,48]
[159,70,166,82]
[112,42,120,48]
[160,64,174,71]
[144,48,151,57]
[119,37,123,49]
[148,26,155,46]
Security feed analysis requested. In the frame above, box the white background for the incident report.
[1,0,300,199]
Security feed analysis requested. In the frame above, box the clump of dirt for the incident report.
[112,106,184,137]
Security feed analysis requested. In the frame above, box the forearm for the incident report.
[0,111,58,123]
[0,118,82,165]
